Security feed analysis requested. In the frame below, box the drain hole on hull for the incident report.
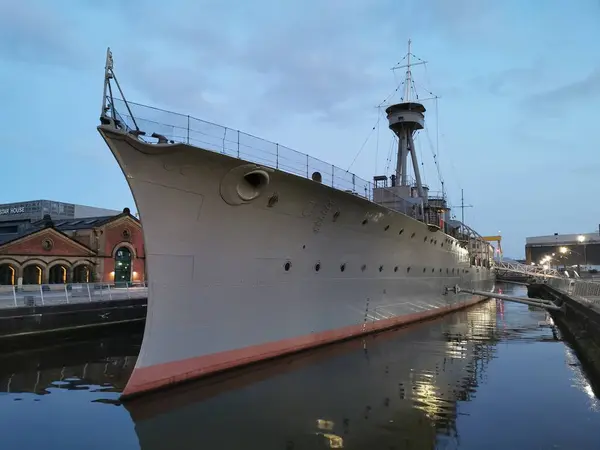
[399,228,404,235]
[315,263,321,272]
[284,261,291,271]
[384,225,390,231]
[379,265,383,272]
[407,267,411,273]
[362,219,368,225]
[394,266,398,272]
[340,263,346,272]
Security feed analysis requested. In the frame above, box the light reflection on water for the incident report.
[0,284,599,449]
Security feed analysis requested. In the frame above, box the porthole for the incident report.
[384,225,390,231]
[424,237,427,242]
[399,228,404,235]
[441,243,444,248]
[432,268,435,273]
[361,264,367,272]
[340,263,346,272]
[423,268,426,273]
[446,268,449,274]
[407,267,411,273]
[434,240,437,245]
[315,263,321,272]
[411,233,416,238]
[379,265,383,272]
[362,219,368,225]
[394,266,398,272]
[284,261,291,271]
[439,268,442,273]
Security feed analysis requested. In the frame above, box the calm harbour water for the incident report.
[0,284,599,449]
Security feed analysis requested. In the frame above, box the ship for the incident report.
[124,301,500,449]
[97,42,496,399]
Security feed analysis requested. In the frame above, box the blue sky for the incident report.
[1,0,599,257]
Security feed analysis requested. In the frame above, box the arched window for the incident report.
[23,265,43,285]
[0,264,15,285]
[73,265,91,283]
[114,247,132,285]
[49,265,68,284]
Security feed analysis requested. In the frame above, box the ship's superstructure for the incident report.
[97,42,496,399]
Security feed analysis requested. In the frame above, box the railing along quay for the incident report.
[0,282,148,309]
[544,277,600,312]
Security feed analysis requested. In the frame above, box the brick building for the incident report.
[0,208,145,286]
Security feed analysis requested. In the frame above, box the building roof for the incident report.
[36,215,116,231]
[526,232,600,246]
[0,208,139,247]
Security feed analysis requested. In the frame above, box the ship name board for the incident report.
[0,206,26,215]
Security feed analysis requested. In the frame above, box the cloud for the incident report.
[478,63,547,96]
[522,68,600,115]
[0,1,89,68]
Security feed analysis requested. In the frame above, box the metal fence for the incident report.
[110,98,432,215]
[545,277,600,310]
[0,282,148,310]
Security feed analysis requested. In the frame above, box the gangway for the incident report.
[494,260,563,278]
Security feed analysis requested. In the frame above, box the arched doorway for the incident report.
[49,265,68,284]
[0,264,15,285]
[73,265,91,283]
[23,265,43,285]
[114,247,132,284]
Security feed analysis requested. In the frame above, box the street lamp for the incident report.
[559,246,568,254]
[577,235,588,270]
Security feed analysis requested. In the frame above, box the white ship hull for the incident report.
[125,300,499,449]
[98,127,495,399]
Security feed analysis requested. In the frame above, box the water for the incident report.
[0,284,599,449]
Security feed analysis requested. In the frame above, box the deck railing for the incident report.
[111,98,380,199]
[107,97,487,247]
[0,282,148,310]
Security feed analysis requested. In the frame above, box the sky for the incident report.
[1,0,599,258]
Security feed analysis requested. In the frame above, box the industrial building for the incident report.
[0,200,144,286]
[525,231,600,269]
[0,200,121,243]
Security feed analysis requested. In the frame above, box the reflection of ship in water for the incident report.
[126,300,499,450]
[0,332,141,395]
